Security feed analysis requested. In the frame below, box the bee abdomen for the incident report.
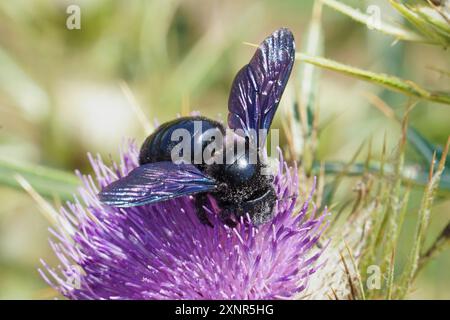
[139,116,225,166]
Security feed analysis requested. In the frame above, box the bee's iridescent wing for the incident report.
[228,28,295,147]
[98,162,217,207]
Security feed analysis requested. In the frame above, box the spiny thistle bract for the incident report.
[39,141,328,299]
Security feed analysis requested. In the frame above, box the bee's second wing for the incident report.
[98,162,217,207]
[228,28,295,147]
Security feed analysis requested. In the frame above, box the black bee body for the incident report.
[203,140,276,226]
[138,116,276,226]
[139,116,225,165]
[99,28,295,227]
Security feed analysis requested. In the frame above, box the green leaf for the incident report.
[296,53,450,105]
[0,157,79,200]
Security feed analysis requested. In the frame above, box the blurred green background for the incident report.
[0,0,448,299]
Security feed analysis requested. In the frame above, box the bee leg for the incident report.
[194,193,213,227]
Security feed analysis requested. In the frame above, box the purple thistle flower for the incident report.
[40,140,328,300]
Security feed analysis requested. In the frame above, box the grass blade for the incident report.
[312,161,450,193]
[321,0,428,43]
[294,0,324,166]
[296,53,450,105]
[386,249,396,300]
[299,0,324,121]
[398,137,450,298]
[389,0,449,47]
[418,222,450,272]
[344,241,366,300]
[0,157,79,200]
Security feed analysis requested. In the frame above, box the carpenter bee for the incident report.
[99,28,295,226]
